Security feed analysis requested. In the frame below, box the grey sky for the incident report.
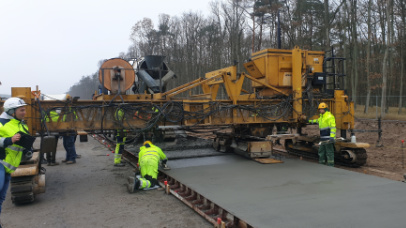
[0,0,212,96]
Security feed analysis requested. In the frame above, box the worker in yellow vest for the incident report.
[0,97,30,219]
[127,141,168,193]
[114,108,126,167]
[308,102,336,166]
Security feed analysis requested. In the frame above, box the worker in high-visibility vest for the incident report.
[0,97,30,218]
[308,102,336,166]
[127,141,168,193]
[44,109,60,166]
[61,96,80,164]
[114,108,126,167]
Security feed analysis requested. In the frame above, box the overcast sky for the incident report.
[0,0,213,96]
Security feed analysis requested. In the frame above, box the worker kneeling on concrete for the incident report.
[127,141,168,193]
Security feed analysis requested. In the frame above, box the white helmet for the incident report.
[3,97,27,115]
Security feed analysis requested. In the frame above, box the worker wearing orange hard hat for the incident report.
[308,102,336,166]
[127,140,168,193]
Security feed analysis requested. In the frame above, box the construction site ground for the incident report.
[1,138,212,228]
[2,119,406,227]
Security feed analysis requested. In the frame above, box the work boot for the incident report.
[114,163,125,167]
[47,161,59,166]
[127,177,135,193]
[127,177,140,193]
[127,176,134,183]
[66,160,76,164]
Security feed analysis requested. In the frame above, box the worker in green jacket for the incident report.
[0,97,29,218]
[309,102,336,166]
[114,108,126,167]
[127,141,168,193]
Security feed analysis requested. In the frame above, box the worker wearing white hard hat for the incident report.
[0,97,30,219]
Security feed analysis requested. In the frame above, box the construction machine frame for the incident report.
[1,46,369,203]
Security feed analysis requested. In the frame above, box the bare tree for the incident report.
[381,0,393,117]
[364,0,372,113]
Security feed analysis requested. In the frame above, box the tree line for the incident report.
[68,0,406,116]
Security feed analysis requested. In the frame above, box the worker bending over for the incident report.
[309,102,336,166]
[127,141,168,193]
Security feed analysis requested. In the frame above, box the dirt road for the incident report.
[2,137,212,228]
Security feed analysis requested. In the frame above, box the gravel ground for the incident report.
[1,137,212,228]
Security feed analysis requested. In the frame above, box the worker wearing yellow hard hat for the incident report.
[127,141,168,193]
[309,102,336,166]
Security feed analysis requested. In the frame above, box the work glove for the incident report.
[163,164,171,170]
[161,159,170,170]
[299,115,307,123]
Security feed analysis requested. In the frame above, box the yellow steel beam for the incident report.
[292,46,302,120]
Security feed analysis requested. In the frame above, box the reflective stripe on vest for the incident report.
[8,145,24,152]
[0,137,5,147]
[142,151,159,159]
[139,177,151,189]
[0,160,17,171]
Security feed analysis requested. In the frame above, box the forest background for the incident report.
[67,0,406,119]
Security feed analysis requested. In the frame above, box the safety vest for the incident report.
[309,111,336,141]
[115,108,125,121]
[0,118,29,173]
[44,110,59,122]
[62,108,78,122]
[138,144,167,165]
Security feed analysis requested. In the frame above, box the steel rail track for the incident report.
[92,134,254,228]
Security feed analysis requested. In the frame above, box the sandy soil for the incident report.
[302,119,406,181]
[1,137,212,228]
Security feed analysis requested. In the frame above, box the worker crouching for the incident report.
[127,141,168,193]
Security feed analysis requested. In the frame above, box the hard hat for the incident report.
[143,140,152,146]
[3,97,27,114]
[318,102,328,109]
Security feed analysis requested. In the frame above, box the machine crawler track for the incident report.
[284,139,367,167]
[10,176,36,204]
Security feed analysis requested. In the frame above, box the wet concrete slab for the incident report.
[165,154,406,228]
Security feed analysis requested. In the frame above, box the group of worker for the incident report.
[112,107,169,192]
[0,96,334,226]
[0,97,84,227]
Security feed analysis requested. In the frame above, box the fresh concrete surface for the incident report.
[165,154,406,228]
